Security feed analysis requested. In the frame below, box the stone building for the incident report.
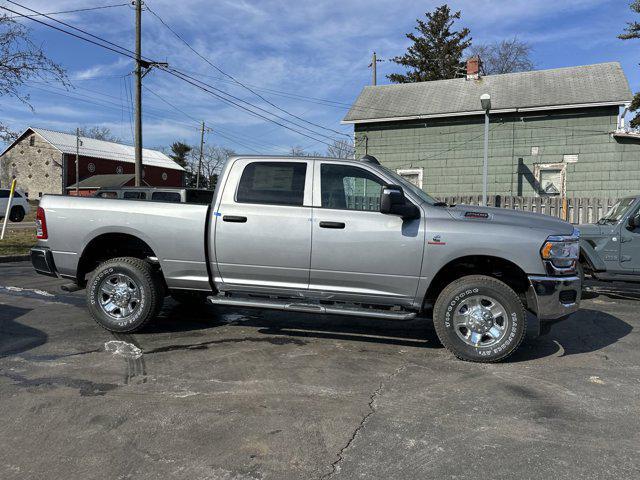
[0,127,184,197]
[343,62,639,199]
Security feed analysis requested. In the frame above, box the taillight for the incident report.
[36,207,48,239]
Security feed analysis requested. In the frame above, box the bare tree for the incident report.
[0,14,69,137]
[188,144,235,189]
[469,37,534,75]
[326,139,354,159]
[74,125,121,142]
[289,145,307,156]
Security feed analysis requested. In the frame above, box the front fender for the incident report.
[579,239,606,271]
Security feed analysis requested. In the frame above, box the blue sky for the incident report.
[1,0,638,154]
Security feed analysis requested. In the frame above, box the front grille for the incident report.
[559,290,577,304]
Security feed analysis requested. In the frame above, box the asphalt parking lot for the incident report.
[1,261,639,480]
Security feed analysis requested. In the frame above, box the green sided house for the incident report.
[343,61,639,200]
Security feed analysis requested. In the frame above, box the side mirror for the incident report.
[380,185,420,220]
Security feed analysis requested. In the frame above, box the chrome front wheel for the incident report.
[452,295,509,348]
[432,275,526,363]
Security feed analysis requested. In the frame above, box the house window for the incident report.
[535,163,566,197]
[116,166,123,174]
[29,136,35,146]
[161,172,168,181]
[397,168,423,189]
[88,162,96,173]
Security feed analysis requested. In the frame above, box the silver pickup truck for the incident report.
[30,155,581,362]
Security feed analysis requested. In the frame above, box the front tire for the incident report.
[432,275,526,363]
[86,257,164,333]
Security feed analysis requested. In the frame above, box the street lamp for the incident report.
[480,93,491,206]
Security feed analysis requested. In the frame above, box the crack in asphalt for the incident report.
[0,370,118,396]
[145,336,308,354]
[321,364,408,479]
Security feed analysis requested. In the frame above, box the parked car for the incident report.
[0,188,30,222]
[578,195,640,283]
[30,155,581,363]
[93,187,214,205]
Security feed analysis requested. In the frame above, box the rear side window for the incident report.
[14,192,22,198]
[124,191,146,200]
[152,191,181,203]
[236,162,307,206]
[97,191,118,198]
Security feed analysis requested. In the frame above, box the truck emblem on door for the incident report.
[429,235,446,245]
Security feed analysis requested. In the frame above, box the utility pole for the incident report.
[134,0,143,186]
[75,128,80,196]
[196,121,205,188]
[368,51,383,86]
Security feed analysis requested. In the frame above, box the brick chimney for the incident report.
[466,56,481,80]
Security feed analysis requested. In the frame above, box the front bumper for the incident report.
[30,247,58,278]
[526,275,581,321]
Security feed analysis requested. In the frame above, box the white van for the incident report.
[0,189,31,222]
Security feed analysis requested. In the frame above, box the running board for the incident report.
[207,295,417,320]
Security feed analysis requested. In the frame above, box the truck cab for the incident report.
[579,196,640,282]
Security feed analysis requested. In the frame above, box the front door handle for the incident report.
[319,221,345,229]
[223,215,247,223]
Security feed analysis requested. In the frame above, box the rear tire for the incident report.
[9,206,25,222]
[86,257,163,333]
[432,275,526,363]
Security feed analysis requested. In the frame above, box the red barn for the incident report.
[0,127,185,197]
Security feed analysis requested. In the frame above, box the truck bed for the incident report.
[38,195,211,291]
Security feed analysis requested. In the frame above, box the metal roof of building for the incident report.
[343,62,633,124]
[2,127,185,171]
[66,173,138,189]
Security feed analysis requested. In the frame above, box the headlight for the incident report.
[540,228,580,273]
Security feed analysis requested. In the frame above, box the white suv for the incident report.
[0,189,31,222]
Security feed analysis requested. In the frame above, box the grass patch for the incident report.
[0,226,36,256]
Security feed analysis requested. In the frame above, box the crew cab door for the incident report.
[619,198,640,271]
[213,159,313,291]
[309,161,425,304]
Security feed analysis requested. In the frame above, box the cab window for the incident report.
[124,191,147,200]
[152,191,181,203]
[320,164,383,211]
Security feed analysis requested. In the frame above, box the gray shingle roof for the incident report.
[343,62,632,123]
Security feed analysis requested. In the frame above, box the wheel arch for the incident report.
[77,232,160,287]
[424,255,530,309]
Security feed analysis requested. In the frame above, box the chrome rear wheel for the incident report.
[98,273,142,321]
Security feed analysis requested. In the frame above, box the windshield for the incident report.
[598,197,636,224]
[378,166,437,205]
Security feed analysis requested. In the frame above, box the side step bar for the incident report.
[207,295,418,320]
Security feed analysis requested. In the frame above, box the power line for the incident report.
[0,3,137,59]
[5,3,129,19]
[160,67,343,149]
[145,2,351,140]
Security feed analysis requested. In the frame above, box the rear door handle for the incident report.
[319,221,345,229]
[223,215,247,223]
